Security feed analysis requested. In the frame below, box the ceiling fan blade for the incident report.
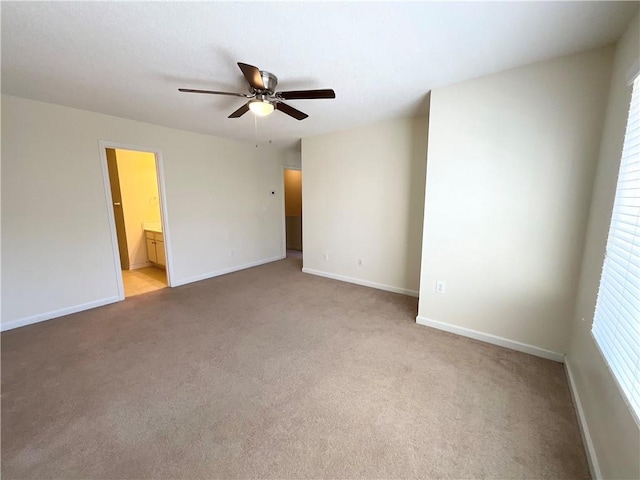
[237,62,265,90]
[277,89,336,100]
[228,103,250,118]
[178,88,248,97]
[276,102,309,120]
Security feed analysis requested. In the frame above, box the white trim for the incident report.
[1,296,120,332]
[153,148,174,288]
[97,140,176,297]
[171,255,286,287]
[626,57,640,85]
[589,330,640,426]
[415,315,565,362]
[281,165,302,256]
[565,360,602,480]
[302,267,419,297]
[98,144,126,301]
[2,255,285,331]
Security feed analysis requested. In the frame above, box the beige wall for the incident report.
[115,149,161,269]
[302,116,428,295]
[1,95,288,329]
[283,147,302,169]
[284,169,303,251]
[286,217,303,251]
[284,170,302,216]
[417,47,614,356]
[567,15,640,480]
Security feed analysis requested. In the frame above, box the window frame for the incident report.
[591,73,640,426]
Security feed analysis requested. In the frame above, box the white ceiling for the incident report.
[2,2,637,148]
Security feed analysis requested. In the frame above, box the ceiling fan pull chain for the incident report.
[254,113,259,147]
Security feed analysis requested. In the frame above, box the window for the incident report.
[592,75,640,419]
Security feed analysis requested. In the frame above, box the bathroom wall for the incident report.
[115,149,161,269]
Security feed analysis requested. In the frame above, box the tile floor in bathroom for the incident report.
[122,266,167,297]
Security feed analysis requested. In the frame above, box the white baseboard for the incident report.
[2,256,286,331]
[565,360,602,480]
[172,255,286,287]
[415,315,565,363]
[301,268,419,297]
[1,296,121,332]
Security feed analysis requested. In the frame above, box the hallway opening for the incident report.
[284,167,302,255]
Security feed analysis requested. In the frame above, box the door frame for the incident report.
[281,164,302,256]
[98,140,174,300]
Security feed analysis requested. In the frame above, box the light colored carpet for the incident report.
[1,256,589,479]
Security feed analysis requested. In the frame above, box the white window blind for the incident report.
[592,75,640,419]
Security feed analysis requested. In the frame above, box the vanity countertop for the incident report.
[143,222,162,234]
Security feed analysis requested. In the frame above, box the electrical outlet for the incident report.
[436,281,446,294]
[357,258,363,267]
[323,253,329,261]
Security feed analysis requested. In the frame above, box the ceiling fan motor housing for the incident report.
[179,62,334,120]
[258,71,278,94]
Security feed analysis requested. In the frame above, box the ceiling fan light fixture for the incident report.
[249,100,274,117]
[179,62,335,121]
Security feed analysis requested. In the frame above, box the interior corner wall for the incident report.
[1,95,287,329]
[301,116,428,295]
[566,14,640,480]
[115,149,160,269]
[283,146,302,168]
[417,46,614,355]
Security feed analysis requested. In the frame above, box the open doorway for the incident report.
[283,167,302,258]
[104,146,169,297]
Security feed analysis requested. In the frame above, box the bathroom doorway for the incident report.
[283,167,302,257]
[102,143,172,298]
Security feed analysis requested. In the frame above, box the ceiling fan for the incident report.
[178,62,335,121]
